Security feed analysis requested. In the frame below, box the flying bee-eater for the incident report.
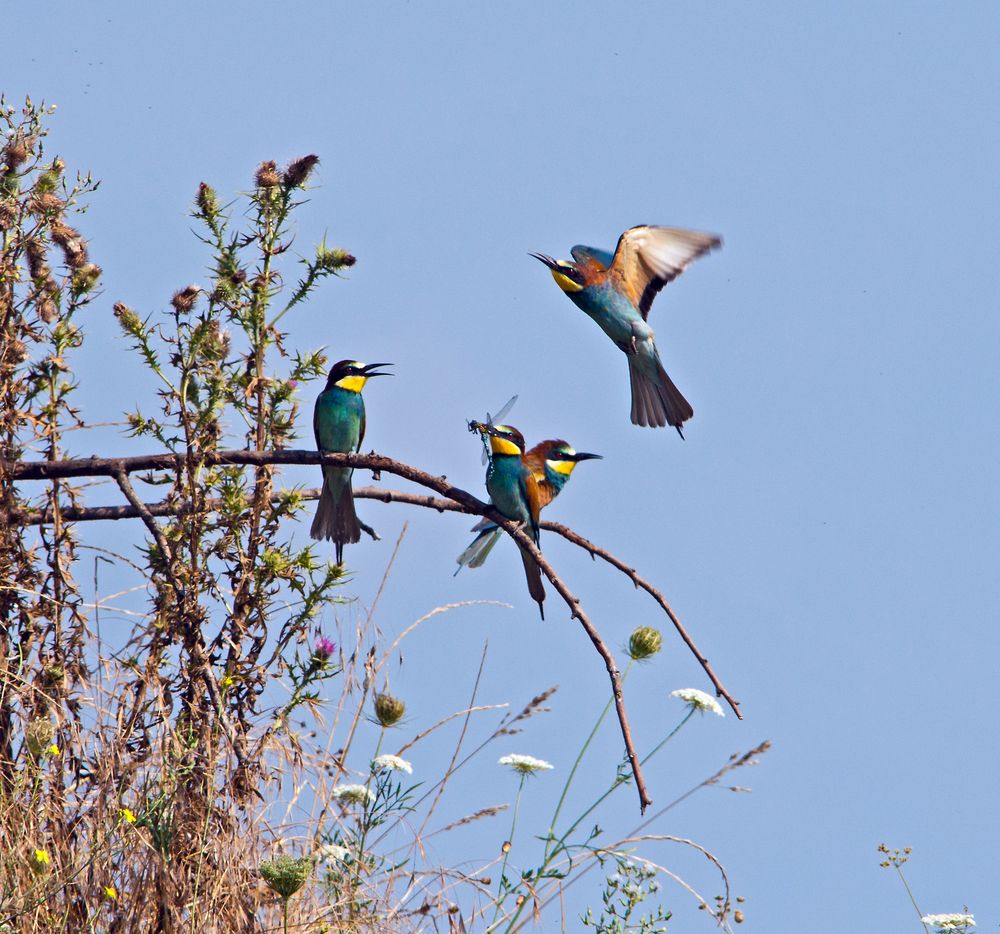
[456,439,601,571]
[470,422,547,618]
[310,359,392,564]
[530,225,722,435]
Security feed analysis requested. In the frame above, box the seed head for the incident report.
[171,285,200,314]
[374,692,405,727]
[283,154,319,189]
[255,160,280,189]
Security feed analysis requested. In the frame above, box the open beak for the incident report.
[362,362,393,378]
[570,452,602,462]
[528,251,560,271]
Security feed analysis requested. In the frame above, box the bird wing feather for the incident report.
[608,225,721,319]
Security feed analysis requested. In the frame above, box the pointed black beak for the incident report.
[570,452,602,462]
[362,362,393,378]
[528,251,560,271]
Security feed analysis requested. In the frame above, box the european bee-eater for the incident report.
[472,423,547,618]
[310,359,392,564]
[530,225,721,435]
[456,439,601,571]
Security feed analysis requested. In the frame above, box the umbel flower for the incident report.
[921,914,975,930]
[498,754,554,775]
[331,784,376,806]
[671,688,725,717]
[316,843,350,863]
[259,855,312,899]
[372,754,412,774]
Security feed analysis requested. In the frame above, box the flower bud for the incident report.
[374,692,405,727]
[627,626,663,661]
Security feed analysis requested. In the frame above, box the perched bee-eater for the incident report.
[473,423,547,618]
[310,359,392,564]
[456,439,601,571]
[530,225,721,435]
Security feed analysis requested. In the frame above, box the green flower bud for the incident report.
[627,626,663,661]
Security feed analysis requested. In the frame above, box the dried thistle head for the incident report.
[30,192,65,218]
[0,199,17,229]
[38,297,58,323]
[373,692,405,727]
[283,154,319,189]
[49,223,87,268]
[171,285,200,314]
[2,135,30,174]
[24,238,49,279]
[255,160,280,189]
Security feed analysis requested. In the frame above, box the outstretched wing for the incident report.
[608,225,721,319]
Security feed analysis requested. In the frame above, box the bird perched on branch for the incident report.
[530,225,721,435]
[310,359,392,564]
[456,439,601,572]
[470,422,547,618]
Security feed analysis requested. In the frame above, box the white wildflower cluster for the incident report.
[330,784,375,806]
[670,688,725,717]
[498,754,554,775]
[921,914,975,930]
[371,754,413,774]
[316,843,350,863]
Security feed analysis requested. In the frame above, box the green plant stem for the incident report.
[547,661,633,852]
[893,864,930,933]
[505,708,695,933]
[489,774,526,931]
[282,895,289,934]
[350,729,386,919]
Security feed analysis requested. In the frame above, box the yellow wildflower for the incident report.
[31,849,50,872]
[220,675,235,688]
[47,744,60,756]
[103,885,117,901]
[120,807,137,824]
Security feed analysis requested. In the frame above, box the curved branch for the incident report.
[5,449,664,811]
[6,477,742,719]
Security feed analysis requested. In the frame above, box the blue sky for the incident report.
[8,1,1000,929]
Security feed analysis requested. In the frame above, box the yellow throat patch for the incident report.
[489,436,522,457]
[548,458,576,476]
[551,267,584,293]
[335,374,367,392]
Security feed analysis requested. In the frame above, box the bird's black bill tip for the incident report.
[362,362,393,378]
[571,452,603,462]
[528,251,559,271]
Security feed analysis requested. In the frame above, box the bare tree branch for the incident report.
[5,449,670,811]
[7,471,742,720]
